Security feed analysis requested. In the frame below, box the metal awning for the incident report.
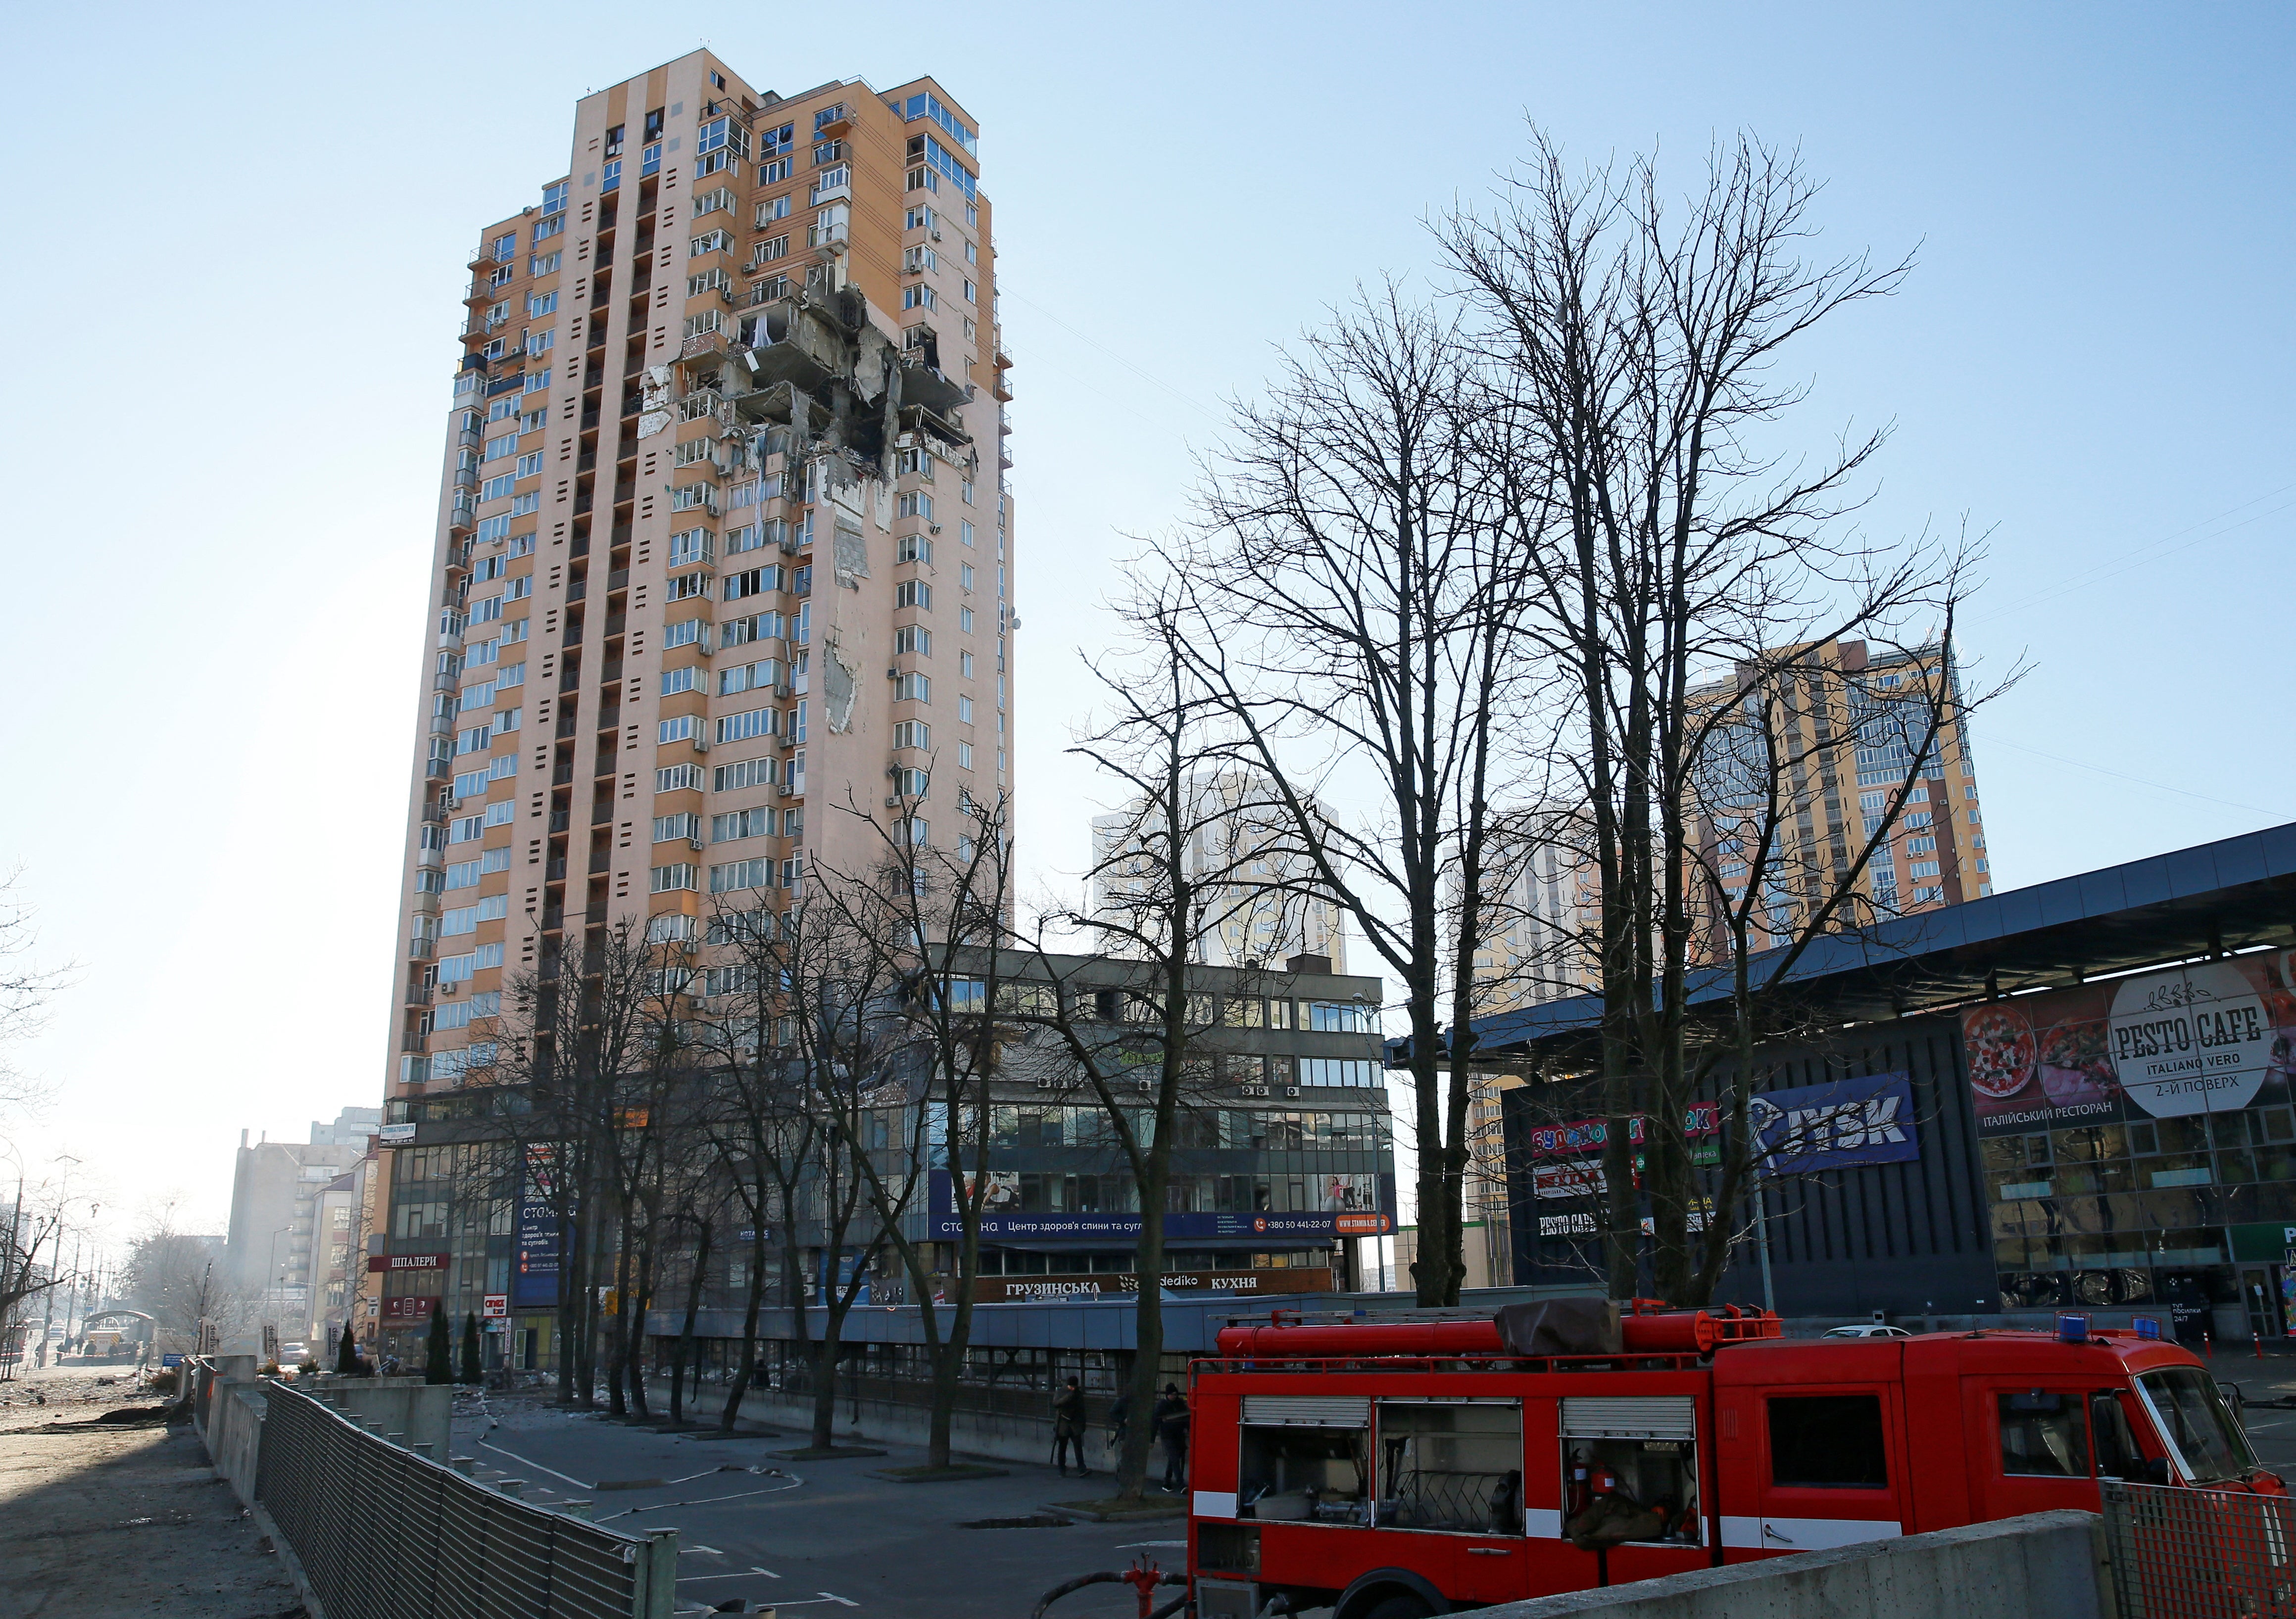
[1394,819,2296,1066]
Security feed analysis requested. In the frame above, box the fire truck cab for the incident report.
[1185,1302,2272,1619]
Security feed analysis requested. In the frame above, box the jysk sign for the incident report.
[1749,1071,1920,1176]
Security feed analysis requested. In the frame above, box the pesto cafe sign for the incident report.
[1962,956,2296,1137]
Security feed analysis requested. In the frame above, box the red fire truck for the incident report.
[1179,1301,2276,1619]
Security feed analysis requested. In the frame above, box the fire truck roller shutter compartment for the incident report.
[1238,1397,1373,1525]
[1558,1397,1703,1549]
[1375,1399,1525,1536]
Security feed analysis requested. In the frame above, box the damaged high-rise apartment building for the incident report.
[360,53,1012,1354]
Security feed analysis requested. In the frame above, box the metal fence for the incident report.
[2100,1479,2296,1619]
[254,1382,674,1619]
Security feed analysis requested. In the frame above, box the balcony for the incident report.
[566,579,587,603]
[549,810,571,833]
[547,857,568,880]
[403,984,433,1007]
[678,330,733,365]
[588,852,612,874]
[400,1032,427,1053]
[407,936,436,960]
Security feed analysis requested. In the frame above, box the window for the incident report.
[485,433,518,462]
[895,580,932,610]
[896,491,935,521]
[756,195,791,227]
[515,451,542,478]
[893,766,928,797]
[902,284,938,311]
[755,234,789,262]
[660,666,701,696]
[895,673,931,702]
[650,864,699,893]
[532,213,564,244]
[2138,1368,2258,1483]
[786,701,807,742]
[664,618,711,651]
[892,720,930,750]
[960,614,975,640]
[719,658,780,696]
[542,179,569,213]
[958,695,975,724]
[714,756,778,792]
[892,625,929,656]
[690,230,733,257]
[712,807,777,842]
[710,858,770,894]
[1375,1402,1521,1534]
[725,566,782,601]
[653,812,701,843]
[961,520,975,548]
[1767,1395,1888,1488]
[656,763,704,793]
[671,483,716,512]
[896,535,933,565]
[960,562,976,591]
[716,707,778,745]
[904,245,938,274]
[957,741,973,769]
[668,527,715,566]
[963,279,976,303]
[528,290,557,318]
[658,714,699,744]
[1997,1391,2089,1477]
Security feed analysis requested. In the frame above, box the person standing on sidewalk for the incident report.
[1052,1374,1089,1478]
[1157,1386,1191,1493]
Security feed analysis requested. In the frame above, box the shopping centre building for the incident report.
[1452,819,2296,1342]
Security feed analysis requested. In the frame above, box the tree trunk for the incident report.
[607,1217,635,1416]
[670,1221,710,1427]
[718,1226,767,1432]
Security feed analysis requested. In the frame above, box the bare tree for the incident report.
[1438,130,2006,1302]
[490,914,679,1406]
[1007,608,1302,1498]
[799,786,1017,1471]
[0,872,71,1124]
[117,1203,251,1354]
[1168,285,1529,1304]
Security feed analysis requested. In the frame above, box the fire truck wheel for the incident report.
[1363,1598,1435,1619]
[1335,1570,1448,1619]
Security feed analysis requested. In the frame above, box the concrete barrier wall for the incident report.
[305,1376,453,1457]
[1471,1511,2111,1619]
[205,1383,268,1505]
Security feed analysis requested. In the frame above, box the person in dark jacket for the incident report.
[1105,1390,1131,1463]
[1157,1388,1191,1492]
[1052,1374,1089,1477]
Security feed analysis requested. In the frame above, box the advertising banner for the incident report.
[367,1252,450,1273]
[380,1296,437,1322]
[1521,1103,1721,1159]
[1961,955,2296,1137]
[1749,1071,1921,1176]
[482,1294,508,1318]
[513,1196,564,1308]
[928,1170,1392,1241]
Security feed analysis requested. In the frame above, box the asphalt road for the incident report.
[452,1397,1178,1619]
[2215,1349,2296,1478]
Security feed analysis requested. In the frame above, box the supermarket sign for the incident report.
[1522,1103,1720,1159]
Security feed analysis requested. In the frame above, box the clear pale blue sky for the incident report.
[2,2,2289,1234]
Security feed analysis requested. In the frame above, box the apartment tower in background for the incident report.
[364,53,1012,1349]
[1090,771,1347,971]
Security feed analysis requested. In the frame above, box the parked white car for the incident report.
[1822,1323,1913,1338]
